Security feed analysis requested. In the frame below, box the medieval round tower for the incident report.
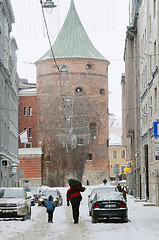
[35,0,110,186]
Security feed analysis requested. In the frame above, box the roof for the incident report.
[39,0,106,61]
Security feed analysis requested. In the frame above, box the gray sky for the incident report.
[11,0,129,120]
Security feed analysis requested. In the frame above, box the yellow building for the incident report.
[110,146,127,180]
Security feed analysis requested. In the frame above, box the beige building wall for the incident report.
[110,146,127,180]
[139,0,159,205]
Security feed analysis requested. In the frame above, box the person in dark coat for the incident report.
[103,178,107,185]
[67,184,85,224]
[117,183,122,192]
[45,195,55,223]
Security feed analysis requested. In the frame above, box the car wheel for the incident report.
[92,216,97,223]
[122,215,128,223]
[28,207,31,219]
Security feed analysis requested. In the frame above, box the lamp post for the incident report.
[40,0,57,13]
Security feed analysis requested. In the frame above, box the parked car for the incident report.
[88,185,119,216]
[38,188,63,207]
[0,187,31,220]
[24,186,41,203]
[30,187,42,203]
[91,192,128,223]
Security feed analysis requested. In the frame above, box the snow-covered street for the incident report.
[0,187,159,240]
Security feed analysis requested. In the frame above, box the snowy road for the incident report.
[0,187,159,240]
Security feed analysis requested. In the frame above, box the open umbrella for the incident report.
[67,178,82,187]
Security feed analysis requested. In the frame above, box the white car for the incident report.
[0,187,31,220]
[88,185,119,216]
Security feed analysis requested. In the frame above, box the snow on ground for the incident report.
[0,186,159,240]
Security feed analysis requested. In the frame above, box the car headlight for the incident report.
[38,198,44,202]
[18,200,26,207]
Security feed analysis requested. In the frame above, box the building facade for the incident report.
[139,0,159,205]
[0,0,19,187]
[123,0,159,205]
[35,0,110,186]
[122,0,142,198]
[18,79,42,187]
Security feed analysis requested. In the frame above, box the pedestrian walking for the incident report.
[117,183,122,192]
[45,195,55,223]
[122,185,128,201]
[67,183,85,224]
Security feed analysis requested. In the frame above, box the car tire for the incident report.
[92,216,97,223]
[28,207,31,219]
[122,215,128,223]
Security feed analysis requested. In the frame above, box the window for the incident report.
[29,128,32,138]
[86,63,91,69]
[154,0,156,19]
[154,40,156,67]
[113,164,119,175]
[87,153,92,161]
[100,89,105,95]
[24,107,27,116]
[20,170,24,179]
[155,87,157,112]
[76,87,83,93]
[121,149,125,159]
[1,160,7,167]
[46,155,51,162]
[77,138,84,145]
[150,96,153,117]
[113,150,117,159]
[29,107,32,116]
[24,142,32,148]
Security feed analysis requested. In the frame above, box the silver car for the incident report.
[88,185,119,216]
[0,187,31,220]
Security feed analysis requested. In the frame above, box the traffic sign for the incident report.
[154,122,159,137]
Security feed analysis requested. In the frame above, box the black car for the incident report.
[88,185,119,216]
[91,192,128,223]
[38,188,63,207]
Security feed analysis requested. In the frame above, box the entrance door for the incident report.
[145,145,149,199]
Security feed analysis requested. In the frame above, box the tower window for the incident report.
[76,87,83,93]
[100,89,105,95]
[86,63,91,69]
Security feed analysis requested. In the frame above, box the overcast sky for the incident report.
[11,0,129,120]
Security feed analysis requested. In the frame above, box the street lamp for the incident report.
[41,0,57,13]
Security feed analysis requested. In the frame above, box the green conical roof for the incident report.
[39,0,106,61]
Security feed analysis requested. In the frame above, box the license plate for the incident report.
[2,210,13,213]
[104,204,116,208]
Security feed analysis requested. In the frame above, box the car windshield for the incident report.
[41,190,58,197]
[96,192,123,201]
[91,187,118,195]
[30,187,39,194]
[0,189,25,198]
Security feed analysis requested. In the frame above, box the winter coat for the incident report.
[45,196,55,211]
[67,186,85,204]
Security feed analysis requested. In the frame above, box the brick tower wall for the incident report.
[36,58,109,186]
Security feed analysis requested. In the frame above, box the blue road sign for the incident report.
[154,122,159,137]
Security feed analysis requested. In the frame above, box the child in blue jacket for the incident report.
[45,195,55,223]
